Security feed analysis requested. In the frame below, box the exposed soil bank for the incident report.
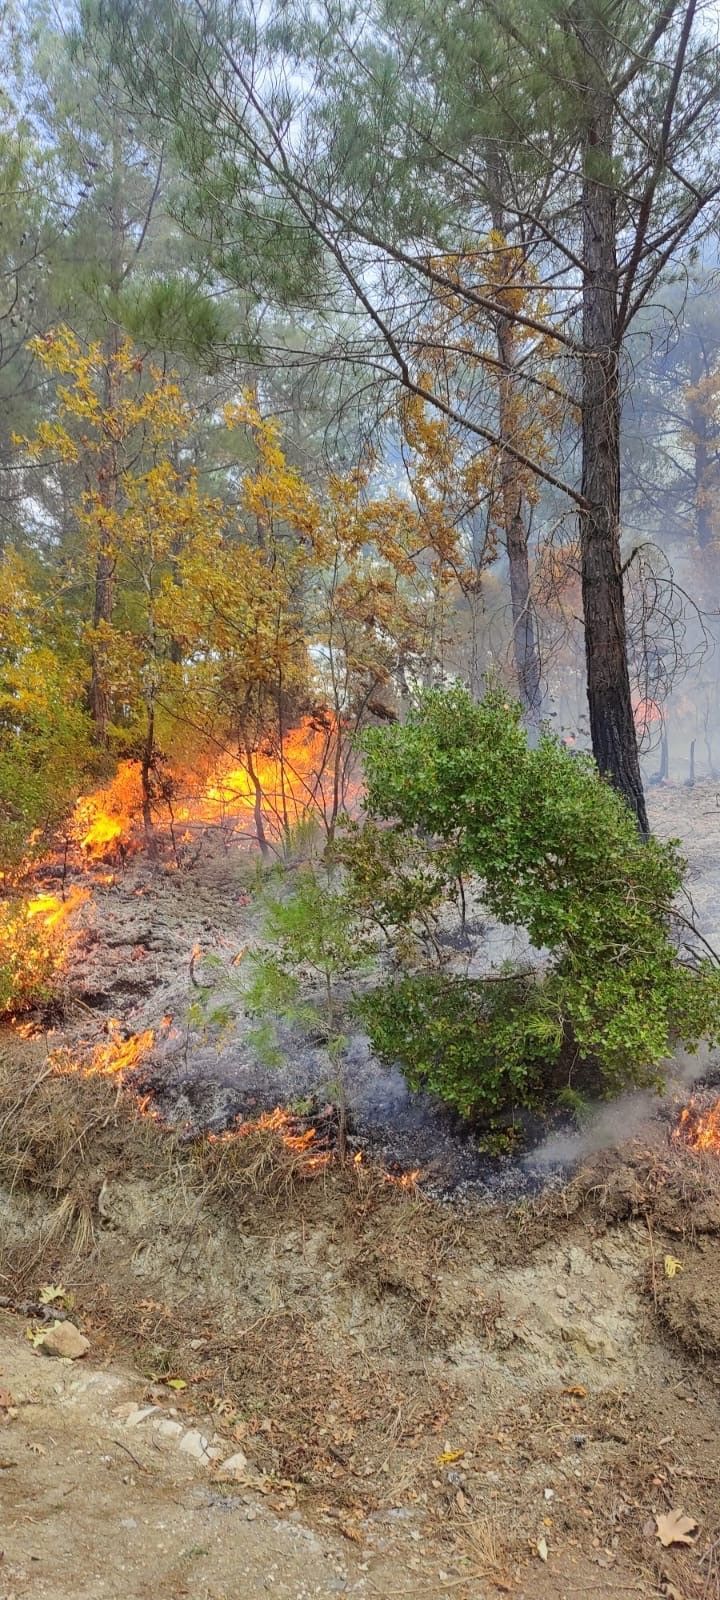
[2,1047,720,1600]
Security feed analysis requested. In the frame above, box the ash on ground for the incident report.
[33,779,720,1202]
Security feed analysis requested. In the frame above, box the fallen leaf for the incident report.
[537,1536,548,1562]
[562,1384,587,1398]
[664,1256,684,1279]
[655,1510,698,1548]
[166,1378,187,1391]
[435,1448,464,1466]
[38,1284,67,1305]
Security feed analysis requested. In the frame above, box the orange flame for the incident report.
[52,1021,155,1079]
[675,1098,720,1153]
[632,695,662,731]
[25,885,90,929]
[71,762,143,859]
[209,1107,332,1170]
[195,715,359,839]
[67,717,360,865]
[0,884,91,1015]
[385,1167,422,1190]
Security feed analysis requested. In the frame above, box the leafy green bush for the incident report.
[351,687,720,1119]
[334,818,461,966]
[357,971,564,1118]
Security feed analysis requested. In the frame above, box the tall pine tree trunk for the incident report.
[90,114,123,744]
[506,500,541,727]
[580,65,648,834]
[488,166,543,729]
[496,314,542,729]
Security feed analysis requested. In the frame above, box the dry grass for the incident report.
[0,1042,463,1510]
[0,1043,178,1278]
[5,1041,720,1579]
[577,1138,720,1236]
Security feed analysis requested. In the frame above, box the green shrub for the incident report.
[350,686,720,1119]
[357,971,564,1118]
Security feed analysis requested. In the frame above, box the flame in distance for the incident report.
[69,716,361,861]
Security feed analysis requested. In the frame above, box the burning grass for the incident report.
[0,1041,174,1269]
[65,714,361,868]
[674,1094,720,1152]
[5,1036,720,1591]
[71,760,144,858]
[50,1021,156,1079]
[0,884,89,1016]
[0,1037,466,1507]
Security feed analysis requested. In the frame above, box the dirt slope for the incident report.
[0,1311,392,1600]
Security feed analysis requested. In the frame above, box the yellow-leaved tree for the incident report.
[15,327,227,845]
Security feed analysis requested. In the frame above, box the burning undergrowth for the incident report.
[0,883,91,1017]
[9,768,720,1215]
[673,1092,720,1153]
[66,715,361,867]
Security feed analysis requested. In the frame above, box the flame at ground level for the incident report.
[186,715,361,840]
[51,1022,156,1079]
[71,763,144,859]
[209,1107,332,1171]
[69,716,361,862]
[25,885,90,930]
[207,1108,424,1185]
[674,1097,720,1153]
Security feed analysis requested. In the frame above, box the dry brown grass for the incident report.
[521,1134,720,1244]
[0,1044,178,1272]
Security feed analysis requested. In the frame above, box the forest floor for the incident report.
[2,781,720,1599]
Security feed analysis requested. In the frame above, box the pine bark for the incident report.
[580,58,648,834]
[488,165,543,729]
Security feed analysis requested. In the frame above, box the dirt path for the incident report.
[0,1311,396,1600]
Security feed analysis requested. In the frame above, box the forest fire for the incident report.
[0,885,90,1015]
[674,1098,720,1153]
[71,762,143,858]
[193,716,360,841]
[209,1107,332,1171]
[67,717,360,865]
[25,885,89,930]
[51,1023,156,1080]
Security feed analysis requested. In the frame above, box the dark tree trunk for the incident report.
[141,700,158,857]
[245,747,270,857]
[488,166,543,730]
[89,550,114,741]
[506,503,542,731]
[580,69,648,835]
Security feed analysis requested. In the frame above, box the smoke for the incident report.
[528,1043,718,1170]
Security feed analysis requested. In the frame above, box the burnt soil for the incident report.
[2,781,720,1598]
